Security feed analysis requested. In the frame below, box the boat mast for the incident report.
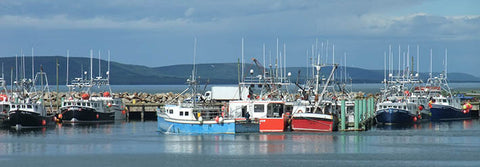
[263,43,265,79]
[90,49,93,82]
[108,50,111,81]
[417,45,419,77]
[98,50,101,78]
[430,48,433,78]
[66,50,69,85]
[445,48,448,79]
[192,37,197,107]
[241,37,244,82]
[32,48,34,80]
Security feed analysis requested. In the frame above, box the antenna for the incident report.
[241,37,244,82]
[407,45,410,77]
[430,48,433,78]
[344,52,347,83]
[326,40,329,66]
[263,43,265,78]
[398,45,401,76]
[22,49,25,79]
[332,44,335,81]
[108,50,111,81]
[284,43,286,81]
[98,50,101,77]
[90,49,93,81]
[66,50,69,85]
[15,54,18,82]
[32,48,34,79]
[276,38,279,78]
[306,49,309,81]
[417,45,419,75]
[384,51,386,84]
[193,37,197,81]
[388,45,392,80]
[445,48,448,79]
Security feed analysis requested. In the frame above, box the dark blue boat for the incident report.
[376,108,417,124]
[430,103,471,121]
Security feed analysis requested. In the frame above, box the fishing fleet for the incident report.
[0,42,478,133]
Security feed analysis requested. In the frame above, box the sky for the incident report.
[0,0,479,76]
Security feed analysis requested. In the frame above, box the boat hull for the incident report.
[157,116,236,134]
[376,109,416,124]
[60,107,115,123]
[430,104,471,121]
[291,114,336,132]
[259,118,286,132]
[6,110,54,127]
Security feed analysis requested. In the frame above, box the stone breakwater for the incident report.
[39,92,189,104]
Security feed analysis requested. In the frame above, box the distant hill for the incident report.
[0,56,478,85]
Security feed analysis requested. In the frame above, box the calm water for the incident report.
[1,84,479,167]
[1,120,480,167]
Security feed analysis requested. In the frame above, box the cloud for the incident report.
[184,7,195,17]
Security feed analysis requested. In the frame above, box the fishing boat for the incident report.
[59,50,125,123]
[6,68,55,128]
[291,64,339,132]
[0,74,10,126]
[157,39,237,134]
[228,49,294,133]
[424,49,471,121]
[375,45,425,125]
[426,75,470,121]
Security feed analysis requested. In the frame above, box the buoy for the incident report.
[463,110,467,114]
[221,112,225,117]
[82,93,90,100]
[418,105,424,111]
[463,105,467,110]
[413,117,417,122]
[107,103,112,108]
[218,117,224,123]
[215,116,219,123]
[58,114,63,119]
[122,110,126,115]
[198,116,203,122]
[42,119,46,126]
[96,114,99,119]
[221,106,225,111]
[103,92,111,97]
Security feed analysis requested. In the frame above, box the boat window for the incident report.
[87,103,91,107]
[267,103,284,117]
[77,102,81,106]
[185,112,189,116]
[27,105,32,109]
[169,109,173,114]
[254,104,264,113]
[180,111,184,116]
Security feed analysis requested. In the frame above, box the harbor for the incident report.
[2,1,480,166]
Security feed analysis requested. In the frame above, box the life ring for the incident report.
[297,110,303,113]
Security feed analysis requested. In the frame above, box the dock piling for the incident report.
[354,99,359,129]
[341,100,346,130]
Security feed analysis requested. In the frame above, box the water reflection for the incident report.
[0,119,479,157]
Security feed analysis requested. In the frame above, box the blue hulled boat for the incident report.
[425,75,471,121]
[376,108,417,124]
[375,70,424,125]
[157,104,236,134]
[157,39,252,134]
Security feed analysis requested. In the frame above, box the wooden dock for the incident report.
[125,103,162,121]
